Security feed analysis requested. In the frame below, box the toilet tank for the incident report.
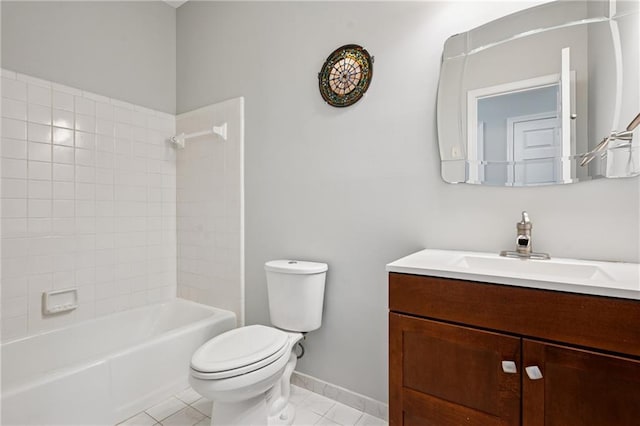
[264,260,328,332]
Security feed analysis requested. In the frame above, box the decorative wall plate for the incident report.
[318,44,373,107]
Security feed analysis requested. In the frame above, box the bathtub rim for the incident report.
[1,297,236,397]
[1,297,233,347]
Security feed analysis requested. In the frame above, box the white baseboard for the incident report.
[291,371,388,421]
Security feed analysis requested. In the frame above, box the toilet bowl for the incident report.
[189,260,327,426]
[190,325,302,425]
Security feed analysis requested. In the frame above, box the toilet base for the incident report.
[210,394,267,426]
[209,398,295,426]
[268,403,295,426]
[196,333,303,426]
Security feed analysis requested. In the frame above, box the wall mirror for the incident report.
[437,0,639,186]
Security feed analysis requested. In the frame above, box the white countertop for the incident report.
[386,249,640,300]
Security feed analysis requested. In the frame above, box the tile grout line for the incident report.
[120,384,386,426]
[291,371,388,421]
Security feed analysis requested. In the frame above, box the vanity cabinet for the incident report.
[389,273,640,426]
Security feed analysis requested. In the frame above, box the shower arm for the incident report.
[169,122,228,148]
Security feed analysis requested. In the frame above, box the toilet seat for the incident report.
[191,325,289,380]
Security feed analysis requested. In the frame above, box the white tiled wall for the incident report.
[1,70,177,341]
[176,98,244,324]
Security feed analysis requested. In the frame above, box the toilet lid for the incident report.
[265,260,328,274]
[191,325,289,375]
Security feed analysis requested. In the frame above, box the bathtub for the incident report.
[1,298,236,426]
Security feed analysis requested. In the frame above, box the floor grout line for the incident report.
[119,385,387,426]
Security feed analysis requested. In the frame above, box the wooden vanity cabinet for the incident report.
[390,313,521,426]
[522,339,640,426]
[389,273,640,426]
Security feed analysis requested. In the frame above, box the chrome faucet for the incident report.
[516,211,532,255]
[500,211,550,260]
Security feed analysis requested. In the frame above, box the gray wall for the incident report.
[176,1,634,403]
[1,1,176,113]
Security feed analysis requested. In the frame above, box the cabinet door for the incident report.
[523,339,640,426]
[390,313,521,426]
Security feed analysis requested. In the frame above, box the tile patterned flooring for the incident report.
[117,385,387,426]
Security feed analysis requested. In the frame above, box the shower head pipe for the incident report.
[169,122,228,148]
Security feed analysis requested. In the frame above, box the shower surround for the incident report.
[0,71,245,425]
[1,70,177,341]
[176,98,245,325]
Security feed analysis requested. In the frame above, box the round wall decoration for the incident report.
[318,44,373,107]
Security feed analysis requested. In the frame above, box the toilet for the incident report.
[189,260,328,426]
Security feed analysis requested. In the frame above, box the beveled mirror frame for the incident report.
[437,0,639,186]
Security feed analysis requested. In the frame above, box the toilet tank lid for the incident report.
[265,260,328,274]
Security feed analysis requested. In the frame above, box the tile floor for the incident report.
[117,385,387,426]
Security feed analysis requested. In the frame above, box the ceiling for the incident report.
[164,1,189,8]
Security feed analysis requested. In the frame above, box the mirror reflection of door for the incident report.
[509,112,561,185]
[471,78,563,186]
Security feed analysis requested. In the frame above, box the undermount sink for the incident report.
[386,249,640,300]
[453,254,614,281]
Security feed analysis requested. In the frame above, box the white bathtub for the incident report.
[1,298,236,426]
